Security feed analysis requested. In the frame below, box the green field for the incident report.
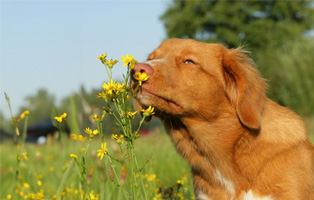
[1,119,313,200]
[0,131,194,200]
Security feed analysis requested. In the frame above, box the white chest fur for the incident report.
[243,190,274,200]
[215,168,235,197]
[196,169,274,200]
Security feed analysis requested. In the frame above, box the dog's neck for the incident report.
[164,111,245,161]
[162,113,250,196]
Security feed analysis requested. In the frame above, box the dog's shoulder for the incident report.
[261,99,307,144]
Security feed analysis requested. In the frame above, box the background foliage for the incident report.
[161,1,314,52]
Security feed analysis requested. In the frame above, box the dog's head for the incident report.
[131,39,267,130]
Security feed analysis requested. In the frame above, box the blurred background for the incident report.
[1,0,314,143]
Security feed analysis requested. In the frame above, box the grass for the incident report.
[0,131,194,200]
[1,120,313,200]
[304,116,314,144]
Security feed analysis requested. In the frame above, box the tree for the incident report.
[19,89,56,124]
[257,39,314,116]
[0,110,10,131]
[161,0,314,53]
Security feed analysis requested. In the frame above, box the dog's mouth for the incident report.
[134,87,183,115]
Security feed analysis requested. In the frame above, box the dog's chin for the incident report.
[135,90,183,118]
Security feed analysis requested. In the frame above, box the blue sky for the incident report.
[0,0,169,118]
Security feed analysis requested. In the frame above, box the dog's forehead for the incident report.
[152,39,224,57]
[148,39,226,62]
[158,39,204,51]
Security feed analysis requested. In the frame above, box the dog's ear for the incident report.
[222,47,267,130]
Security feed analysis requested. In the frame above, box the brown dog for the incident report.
[132,39,314,200]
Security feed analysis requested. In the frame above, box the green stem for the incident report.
[57,160,75,199]
[4,92,17,127]
[128,147,137,199]
[21,116,28,151]
[4,93,24,195]
[100,116,104,143]
[134,117,146,141]
[125,64,130,85]
[104,65,112,81]
[112,101,128,137]
[107,153,122,164]
[81,138,92,195]
[132,148,148,200]
[132,83,141,97]
[107,155,120,187]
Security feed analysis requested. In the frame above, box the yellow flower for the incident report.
[23,182,30,188]
[70,154,78,159]
[121,54,134,67]
[77,135,87,142]
[70,133,77,140]
[7,194,12,200]
[35,174,43,179]
[37,180,42,186]
[133,72,149,86]
[176,192,184,199]
[20,110,30,120]
[103,79,116,91]
[90,114,104,122]
[89,191,99,200]
[111,134,118,140]
[105,59,119,68]
[141,106,155,117]
[102,80,118,99]
[54,113,67,122]
[156,188,162,197]
[37,189,44,199]
[97,91,106,99]
[97,143,108,160]
[126,111,137,119]
[84,127,99,138]
[81,147,86,152]
[97,52,107,60]
[111,134,124,144]
[129,59,138,69]
[22,152,28,160]
[101,80,127,100]
[176,179,184,186]
[115,82,126,92]
[147,174,157,182]
[102,106,112,114]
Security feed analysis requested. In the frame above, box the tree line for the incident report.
[0,87,161,138]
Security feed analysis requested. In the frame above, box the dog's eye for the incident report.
[184,59,194,64]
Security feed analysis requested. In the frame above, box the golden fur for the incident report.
[132,39,314,200]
